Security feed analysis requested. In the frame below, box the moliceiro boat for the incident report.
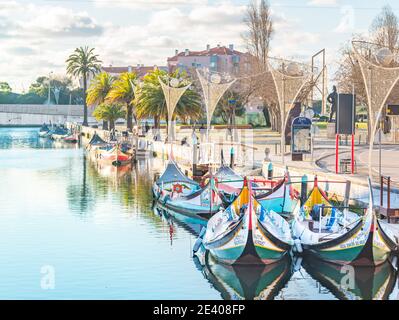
[291,178,398,266]
[154,163,244,224]
[50,126,69,140]
[38,124,50,137]
[63,133,79,144]
[153,160,201,199]
[94,144,132,167]
[157,179,223,224]
[86,133,108,152]
[201,178,293,265]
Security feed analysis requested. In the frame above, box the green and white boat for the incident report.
[291,178,398,266]
[202,179,293,265]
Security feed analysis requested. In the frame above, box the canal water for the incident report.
[0,127,397,300]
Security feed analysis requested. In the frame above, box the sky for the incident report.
[0,0,398,92]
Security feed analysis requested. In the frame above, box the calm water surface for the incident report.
[0,127,397,300]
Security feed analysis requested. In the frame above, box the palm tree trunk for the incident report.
[127,104,133,132]
[83,73,88,126]
[110,120,115,130]
[154,115,160,129]
[103,120,108,130]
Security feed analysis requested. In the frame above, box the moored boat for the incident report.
[50,126,69,140]
[152,160,201,200]
[157,178,223,224]
[291,178,398,266]
[38,124,50,137]
[86,133,107,150]
[63,133,79,144]
[155,164,244,224]
[94,144,132,167]
[201,179,293,265]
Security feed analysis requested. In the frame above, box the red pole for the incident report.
[335,134,339,174]
[351,134,355,174]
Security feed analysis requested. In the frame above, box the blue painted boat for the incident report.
[152,160,201,200]
[155,165,244,223]
[38,124,50,137]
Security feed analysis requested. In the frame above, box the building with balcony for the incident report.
[167,44,245,75]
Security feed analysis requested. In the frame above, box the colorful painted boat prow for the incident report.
[153,160,200,199]
[202,179,293,265]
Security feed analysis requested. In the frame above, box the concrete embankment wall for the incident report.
[78,125,259,175]
[0,104,94,126]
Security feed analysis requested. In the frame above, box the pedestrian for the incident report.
[199,124,206,143]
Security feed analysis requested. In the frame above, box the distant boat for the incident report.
[201,179,294,265]
[50,126,69,140]
[291,178,398,266]
[95,144,132,167]
[38,124,50,137]
[86,133,108,155]
[63,133,79,144]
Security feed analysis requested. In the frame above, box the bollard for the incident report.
[230,147,235,168]
[301,174,308,206]
[267,162,273,180]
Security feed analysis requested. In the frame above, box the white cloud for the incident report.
[0,0,340,93]
[307,0,338,6]
[93,0,208,9]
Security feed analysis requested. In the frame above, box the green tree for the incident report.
[66,46,102,126]
[92,103,126,130]
[29,76,82,104]
[87,72,115,130]
[135,68,202,130]
[0,82,12,93]
[214,90,246,124]
[107,72,137,132]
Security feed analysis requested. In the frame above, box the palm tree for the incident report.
[135,68,202,137]
[92,103,126,130]
[107,72,137,132]
[66,47,102,126]
[87,72,114,130]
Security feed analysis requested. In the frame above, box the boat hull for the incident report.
[203,188,292,265]
[292,182,397,267]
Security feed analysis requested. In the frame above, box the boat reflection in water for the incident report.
[198,255,293,300]
[302,256,398,300]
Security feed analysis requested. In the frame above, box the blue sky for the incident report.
[0,0,398,92]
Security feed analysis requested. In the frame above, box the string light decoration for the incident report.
[267,57,315,164]
[352,40,399,179]
[158,76,191,142]
[196,68,237,141]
